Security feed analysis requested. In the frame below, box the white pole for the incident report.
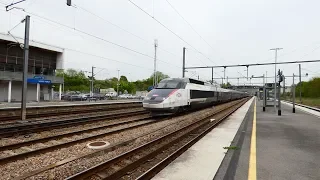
[51,87,54,101]
[266,71,268,83]
[8,80,12,103]
[270,48,282,111]
[36,83,40,102]
[59,83,62,100]
[154,39,158,86]
[274,50,277,110]
[117,70,120,98]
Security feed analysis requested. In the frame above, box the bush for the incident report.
[295,77,320,98]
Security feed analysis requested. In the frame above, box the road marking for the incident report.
[248,97,257,180]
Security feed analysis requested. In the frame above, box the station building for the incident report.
[0,33,64,102]
[230,85,260,95]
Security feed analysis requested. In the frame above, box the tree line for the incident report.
[295,77,320,98]
[55,69,169,94]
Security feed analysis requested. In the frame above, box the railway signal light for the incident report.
[278,70,283,83]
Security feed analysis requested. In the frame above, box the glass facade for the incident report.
[0,40,57,76]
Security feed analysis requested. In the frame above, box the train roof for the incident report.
[160,78,245,94]
[161,78,207,85]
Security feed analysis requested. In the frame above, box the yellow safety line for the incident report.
[248,97,257,180]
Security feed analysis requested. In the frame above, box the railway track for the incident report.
[0,109,147,137]
[2,98,249,180]
[66,98,248,180]
[283,100,320,112]
[0,102,142,122]
[0,115,158,164]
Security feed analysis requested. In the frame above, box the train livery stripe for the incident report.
[168,89,178,97]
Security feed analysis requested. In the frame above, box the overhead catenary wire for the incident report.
[65,48,154,71]
[0,4,181,69]
[1,3,173,64]
[0,5,182,78]
[128,0,212,66]
[301,67,320,76]
[298,44,320,60]
[164,0,230,64]
[185,48,209,65]
[73,3,181,64]
[255,41,320,64]
[65,48,181,77]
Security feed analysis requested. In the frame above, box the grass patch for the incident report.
[282,97,320,108]
[299,98,320,108]
[223,146,239,150]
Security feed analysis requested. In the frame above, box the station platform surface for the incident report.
[0,99,141,109]
[153,97,254,180]
[153,97,320,180]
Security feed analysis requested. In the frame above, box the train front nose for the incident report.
[143,89,176,110]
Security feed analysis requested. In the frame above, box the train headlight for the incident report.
[144,96,151,100]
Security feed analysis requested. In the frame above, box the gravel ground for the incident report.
[23,105,224,180]
[0,120,153,180]
[0,118,152,159]
[0,107,144,127]
[0,111,148,147]
[1,101,240,180]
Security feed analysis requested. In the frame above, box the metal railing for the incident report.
[0,71,63,83]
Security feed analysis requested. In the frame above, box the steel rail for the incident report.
[66,98,248,180]
[13,99,246,180]
[283,100,320,112]
[0,102,142,121]
[137,99,247,179]
[0,116,157,165]
[14,114,193,180]
[0,110,147,137]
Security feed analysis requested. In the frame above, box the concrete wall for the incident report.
[56,52,64,70]
[232,87,259,95]
[12,81,36,102]
[0,80,49,102]
[0,80,8,102]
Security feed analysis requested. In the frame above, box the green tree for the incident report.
[55,69,90,92]
[221,82,232,88]
[133,71,170,91]
[295,77,320,98]
[120,76,128,82]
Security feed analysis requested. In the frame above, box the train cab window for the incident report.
[156,80,186,89]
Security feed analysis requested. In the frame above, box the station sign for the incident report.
[27,78,51,84]
[33,76,45,79]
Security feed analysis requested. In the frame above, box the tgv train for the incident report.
[143,78,248,115]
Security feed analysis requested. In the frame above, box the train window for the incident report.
[146,89,178,98]
[156,80,185,89]
[189,78,205,85]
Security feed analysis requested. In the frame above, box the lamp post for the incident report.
[270,48,283,110]
[117,70,120,99]
[252,74,266,110]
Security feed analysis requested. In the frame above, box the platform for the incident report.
[282,101,320,118]
[153,97,320,180]
[153,97,255,180]
[216,98,320,180]
[0,99,141,109]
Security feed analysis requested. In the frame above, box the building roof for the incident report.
[0,32,64,53]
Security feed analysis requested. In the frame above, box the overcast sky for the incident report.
[1,0,320,86]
